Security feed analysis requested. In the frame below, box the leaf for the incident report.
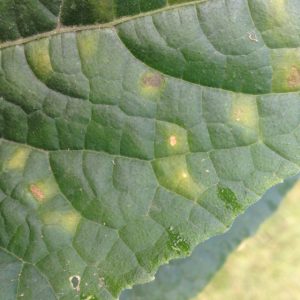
[60,0,194,26]
[120,174,300,300]
[0,0,62,42]
[0,0,194,43]
[1,1,300,299]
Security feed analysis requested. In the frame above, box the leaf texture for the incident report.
[120,174,300,300]
[1,0,300,299]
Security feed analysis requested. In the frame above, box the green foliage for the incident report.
[1,1,300,299]
[121,175,300,300]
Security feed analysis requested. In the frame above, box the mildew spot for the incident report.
[69,275,81,292]
[5,147,30,171]
[29,184,45,202]
[25,39,53,79]
[152,156,203,200]
[231,95,259,129]
[140,72,165,96]
[29,177,58,203]
[77,31,98,59]
[181,172,188,179]
[42,211,81,234]
[169,135,177,147]
[142,72,163,87]
[287,66,300,88]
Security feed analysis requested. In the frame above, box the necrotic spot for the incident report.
[69,275,81,292]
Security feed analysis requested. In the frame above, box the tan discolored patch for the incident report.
[169,135,177,147]
[287,66,300,88]
[271,48,300,92]
[28,177,58,203]
[231,95,259,130]
[142,73,164,88]
[5,147,30,171]
[29,184,45,202]
[140,72,165,97]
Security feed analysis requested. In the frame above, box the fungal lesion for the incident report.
[25,38,53,80]
[271,48,300,92]
[69,275,81,292]
[28,177,58,203]
[287,66,300,88]
[230,95,259,130]
[152,156,203,200]
[29,184,45,202]
[5,147,31,171]
[41,210,81,234]
[169,135,177,147]
[140,72,165,96]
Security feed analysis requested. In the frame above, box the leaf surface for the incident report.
[120,175,300,300]
[1,1,300,299]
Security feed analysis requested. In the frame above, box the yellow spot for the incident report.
[269,0,288,24]
[77,31,98,60]
[231,95,259,129]
[140,72,165,97]
[169,135,177,147]
[42,211,81,234]
[152,156,203,200]
[5,147,30,171]
[29,177,58,203]
[25,38,53,79]
[181,172,188,179]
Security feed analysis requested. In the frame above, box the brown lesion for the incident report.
[287,66,300,88]
[29,184,45,201]
[142,72,164,88]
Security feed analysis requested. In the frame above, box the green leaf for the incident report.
[1,1,300,299]
[0,0,62,42]
[120,174,300,300]
[60,0,194,26]
[0,0,195,42]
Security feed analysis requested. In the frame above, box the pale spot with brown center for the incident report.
[69,275,81,292]
[142,73,164,88]
[234,108,243,122]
